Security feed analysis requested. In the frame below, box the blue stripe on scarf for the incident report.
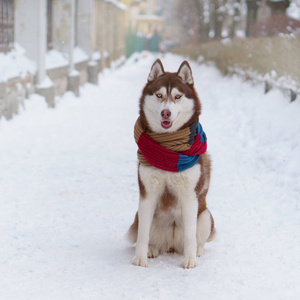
[176,123,207,172]
[177,154,201,172]
[197,123,207,143]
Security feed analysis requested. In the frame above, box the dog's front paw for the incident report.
[197,246,204,257]
[132,256,148,267]
[148,245,159,258]
[182,257,198,269]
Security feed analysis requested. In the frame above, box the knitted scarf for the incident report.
[134,117,207,172]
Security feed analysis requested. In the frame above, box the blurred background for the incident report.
[1,0,300,119]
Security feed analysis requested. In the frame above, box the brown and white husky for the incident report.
[128,59,215,268]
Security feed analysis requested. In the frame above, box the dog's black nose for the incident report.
[161,109,171,119]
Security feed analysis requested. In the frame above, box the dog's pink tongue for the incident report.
[161,121,172,129]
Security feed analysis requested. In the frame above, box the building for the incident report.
[0,0,126,119]
[122,0,164,56]
[123,0,163,34]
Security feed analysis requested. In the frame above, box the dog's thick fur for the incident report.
[128,59,215,268]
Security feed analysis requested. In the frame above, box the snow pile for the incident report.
[92,51,101,61]
[46,49,69,70]
[74,47,89,64]
[46,47,89,70]
[111,55,126,69]
[0,43,36,82]
[36,75,54,89]
[228,65,300,96]
[0,53,299,299]
[287,1,300,20]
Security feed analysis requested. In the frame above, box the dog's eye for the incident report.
[156,93,162,98]
[175,94,182,100]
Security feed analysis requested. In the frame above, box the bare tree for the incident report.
[246,0,260,36]
[211,0,226,40]
[229,0,242,37]
[192,0,211,43]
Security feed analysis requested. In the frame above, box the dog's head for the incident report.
[139,59,201,133]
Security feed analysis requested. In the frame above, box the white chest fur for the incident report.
[139,163,201,198]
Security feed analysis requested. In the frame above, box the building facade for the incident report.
[0,0,126,119]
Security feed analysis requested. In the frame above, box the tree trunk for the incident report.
[193,0,206,43]
[246,0,259,37]
[230,0,241,38]
[212,0,225,40]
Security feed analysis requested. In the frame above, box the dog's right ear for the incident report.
[148,59,165,82]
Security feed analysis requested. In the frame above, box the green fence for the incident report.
[126,32,161,58]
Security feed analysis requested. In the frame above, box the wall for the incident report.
[94,0,126,68]
[52,0,73,54]
[77,0,95,57]
[14,0,43,63]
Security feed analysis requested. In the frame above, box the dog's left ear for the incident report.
[177,61,194,85]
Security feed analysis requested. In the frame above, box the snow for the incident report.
[88,60,98,67]
[68,69,80,77]
[46,47,89,70]
[0,43,36,82]
[287,1,300,20]
[137,14,164,21]
[36,75,54,89]
[46,49,69,70]
[103,50,109,58]
[105,0,127,11]
[0,52,299,299]
[92,51,101,61]
[74,47,89,64]
[228,64,300,95]
[111,56,126,69]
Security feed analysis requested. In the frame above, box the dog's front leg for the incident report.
[132,195,157,267]
[181,195,198,269]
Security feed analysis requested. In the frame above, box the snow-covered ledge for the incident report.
[0,44,36,119]
[45,47,90,98]
[36,75,55,108]
[74,47,90,85]
[67,69,80,97]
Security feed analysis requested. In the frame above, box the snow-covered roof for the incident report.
[105,0,127,10]
[136,14,164,21]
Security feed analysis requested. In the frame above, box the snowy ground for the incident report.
[0,53,299,300]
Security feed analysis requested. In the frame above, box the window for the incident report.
[0,0,14,52]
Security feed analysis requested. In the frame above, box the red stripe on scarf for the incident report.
[138,132,180,172]
[181,134,207,156]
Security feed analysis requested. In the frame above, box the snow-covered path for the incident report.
[0,53,299,300]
